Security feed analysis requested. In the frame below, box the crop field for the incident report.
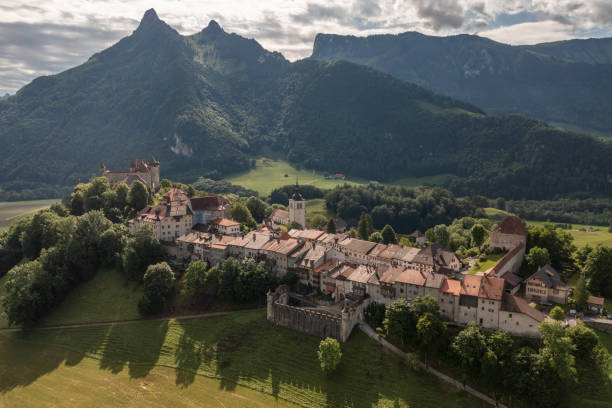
[0,199,59,232]
[0,311,484,408]
[224,159,447,196]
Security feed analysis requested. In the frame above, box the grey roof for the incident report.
[340,238,378,254]
[424,272,445,288]
[528,264,569,290]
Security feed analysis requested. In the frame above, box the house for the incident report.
[408,230,426,246]
[499,293,547,337]
[525,264,570,304]
[261,237,303,277]
[209,218,241,236]
[270,208,290,225]
[587,296,605,315]
[190,194,231,226]
[128,188,193,242]
[489,215,528,251]
[412,244,462,274]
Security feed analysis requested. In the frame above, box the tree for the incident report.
[410,295,440,319]
[310,214,328,229]
[383,299,414,346]
[452,323,487,378]
[113,182,129,212]
[470,224,486,249]
[317,337,342,374]
[527,225,575,269]
[182,260,208,298]
[574,244,593,268]
[526,246,551,268]
[128,181,149,212]
[425,224,450,247]
[230,202,257,230]
[326,218,336,234]
[416,312,446,367]
[245,196,268,223]
[121,227,163,281]
[68,210,112,281]
[138,262,175,315]
[381,224,397,244]
[70,191,85,216]
[549,306,565,321]
[538,322,576,382]
[584,245,612,297]
[495,197,506,210]
[573,272,588,311]
[567,323,599,358]
[368,231,383,243]
[358,213,374,240]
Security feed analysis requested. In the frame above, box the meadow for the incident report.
[468,252,504,274]
[0,311,484,408]
[0,199,59,232]
[224,158,447,196]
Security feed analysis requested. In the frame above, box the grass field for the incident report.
[41,268,143,327]
[469,252,504,274]
[224,159,447,196]
[0,199,59,232]
[0,335,296,408]
[0,268,142,330]
[0,311,484,408]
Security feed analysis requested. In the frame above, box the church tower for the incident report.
[288,180,306,227]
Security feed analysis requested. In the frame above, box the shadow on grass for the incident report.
[99,320,169,379]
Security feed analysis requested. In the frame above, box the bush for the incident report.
[138,262,175,315]
[318,337,342,374]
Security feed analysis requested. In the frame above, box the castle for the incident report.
[99,157,160,191]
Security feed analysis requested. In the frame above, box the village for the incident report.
[113,159,605,342]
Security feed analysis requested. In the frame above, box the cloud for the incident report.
[0,20,131,93]
[479,20,575,45]
[413,0,465,30]
[1,0,612,93]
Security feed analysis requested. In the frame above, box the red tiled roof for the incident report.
[493,215,528,236]
[440,278,461,296]
[461,275,482,297]
[479,276,504,301]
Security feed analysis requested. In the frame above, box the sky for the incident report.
[1,0,612,94]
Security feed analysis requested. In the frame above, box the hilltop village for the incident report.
[119,164,565,341]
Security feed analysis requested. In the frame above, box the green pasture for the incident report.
[0,199,59,232]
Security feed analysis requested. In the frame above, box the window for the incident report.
[509,313,512,318]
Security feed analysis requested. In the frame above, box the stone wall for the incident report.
[266,285,364,342]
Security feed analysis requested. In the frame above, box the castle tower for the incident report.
[148,156,160,190]
[288,180,306,227]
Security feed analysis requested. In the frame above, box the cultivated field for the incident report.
[224,159,447,196]
[0,199,59,232]
[0,311,484,408]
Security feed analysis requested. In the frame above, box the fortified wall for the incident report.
[266,285,366,342]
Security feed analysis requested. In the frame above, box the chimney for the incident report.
[253,233,256,241]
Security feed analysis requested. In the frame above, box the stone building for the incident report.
[489,215,528,250]
[128,188,192,242]
[100,157,160,191]
[190,194,231,226]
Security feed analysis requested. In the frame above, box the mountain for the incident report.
[1,9,611,200]
[520,38,612,64]
[0,93,8,100]
[311,32,612,134]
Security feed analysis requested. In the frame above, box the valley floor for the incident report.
[0,199,59,232]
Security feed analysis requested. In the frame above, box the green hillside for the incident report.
[1,311,484,407]
[311,32,612,133]
[1,9,611,201]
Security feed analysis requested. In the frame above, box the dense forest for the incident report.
[1,10,612,201]
[324,185,481,234]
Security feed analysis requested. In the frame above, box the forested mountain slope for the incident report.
[311,32,612,133]
[1,9,611,200]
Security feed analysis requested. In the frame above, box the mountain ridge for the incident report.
[1,9,611,200]
[311,31,612,133]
